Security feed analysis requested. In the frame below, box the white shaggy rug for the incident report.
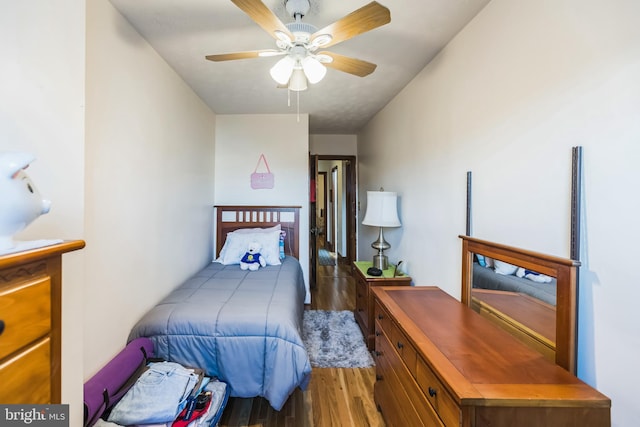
[302,310,375,368]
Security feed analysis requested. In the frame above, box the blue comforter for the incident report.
[127,256,311,410]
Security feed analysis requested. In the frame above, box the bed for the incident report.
[472,261,557,305]
[127,206,311,411]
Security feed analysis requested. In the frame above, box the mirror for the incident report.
[460,235,579,373]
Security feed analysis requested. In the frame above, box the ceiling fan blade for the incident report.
[311,1,390,49]
[319,51,377,77]
[231,0,293,41]
[205,49,282,61]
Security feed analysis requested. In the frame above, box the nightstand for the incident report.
[353,261,411,350]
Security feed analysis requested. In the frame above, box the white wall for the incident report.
[85,0,216,373]
[1,1,86,424]
[358,1,640,425]
[214,114,310,302]
[5,2,215,424]
[310,134,357,155]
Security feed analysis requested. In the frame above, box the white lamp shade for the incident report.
[362,191,401,227]
[302,56,327,84]
[289,69,308,91]
[270,56,295,85]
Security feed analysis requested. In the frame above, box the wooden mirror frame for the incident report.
[460,235,580,373]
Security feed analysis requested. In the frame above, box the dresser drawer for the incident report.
[0,277,51,360]
[0,337,51,404]
[389,322,417,377]
[374,301,417,377]
[376,332,444,427]
[416,355,461,427]
[374,372,419,427]
[374,300,392,335]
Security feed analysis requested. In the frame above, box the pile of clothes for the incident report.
[84,338,229,427]
[96,361,227,427]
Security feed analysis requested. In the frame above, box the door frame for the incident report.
[329,165,338,252]
[309,155,357,286]
[317,171,328,249]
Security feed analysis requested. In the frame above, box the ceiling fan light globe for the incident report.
[302,57,327,84]
[270,55,295,85]
[289,69,308,91]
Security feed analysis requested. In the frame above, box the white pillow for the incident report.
[216,229,282,266]
[230,224,281,234]
[493,260,518,275]
[216,225,281,262]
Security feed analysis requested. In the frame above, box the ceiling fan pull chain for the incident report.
[287,87,291,107]
[297,90,300,122]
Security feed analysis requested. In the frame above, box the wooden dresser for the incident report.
[0,240,85,404]
[372,286,610,427]
[353,261,411,349]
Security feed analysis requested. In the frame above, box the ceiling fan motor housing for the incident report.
[286,22,317,43]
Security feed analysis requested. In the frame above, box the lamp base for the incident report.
[373,254,388,271]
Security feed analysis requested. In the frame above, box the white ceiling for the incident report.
[108,0,490,134]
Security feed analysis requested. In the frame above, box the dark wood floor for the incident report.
[218,260,385,427]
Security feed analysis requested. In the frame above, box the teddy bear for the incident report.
[516,267,553,283]
[240,241,266,271]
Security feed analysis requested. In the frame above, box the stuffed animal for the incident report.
[240,242,266,271]
[0,151,51,251]
[516,267,553,283]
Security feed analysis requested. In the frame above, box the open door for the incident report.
[309,154,320,289]
[344,159,357,266]
[309,155,357,288]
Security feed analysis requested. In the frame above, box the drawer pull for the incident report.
[397,342,404,350]
[428,387,437,398]
[375,330,381,336]
[0,319,4,336]
[376,374,383,381]
[377,314,384,320]
[375,351,382,357]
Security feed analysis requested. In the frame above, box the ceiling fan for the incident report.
[205,0,391,91]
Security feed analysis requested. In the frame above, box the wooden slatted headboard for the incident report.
[215,205,301,260]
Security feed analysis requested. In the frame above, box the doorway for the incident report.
[309,155,357,290]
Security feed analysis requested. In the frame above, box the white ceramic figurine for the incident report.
[0,151,51,251]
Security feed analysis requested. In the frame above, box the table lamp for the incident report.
[362,190,401,270]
